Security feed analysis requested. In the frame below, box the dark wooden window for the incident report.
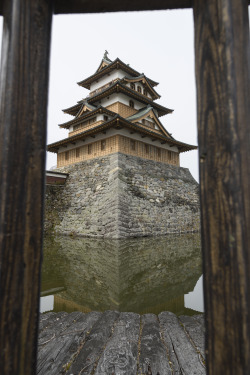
[130,83,135,90]
[103,115,108,121]
[168,150,172,160]
[88,144,92,154]
[129,100,134,108]
[101,140,106,150]
[145,144,149,154]
[130,140,136,151]
[143,89,147,96]
[157,148,161,158]
[76,148,80,158]
[65,151,69,160]
[137,86,141,93]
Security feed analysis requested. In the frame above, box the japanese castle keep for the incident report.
[45,53,200,238]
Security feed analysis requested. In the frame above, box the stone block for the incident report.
[44,153,200,238]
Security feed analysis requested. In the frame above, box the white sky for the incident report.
[0,10,199,180]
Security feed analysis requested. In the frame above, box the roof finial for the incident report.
[103,50,109,60]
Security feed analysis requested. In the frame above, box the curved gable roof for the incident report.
[122,74,161,99]
[77,58,158,89]
[127,105,173,139]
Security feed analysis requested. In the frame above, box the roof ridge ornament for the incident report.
[103,50,109,60]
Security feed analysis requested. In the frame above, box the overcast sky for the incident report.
[0,10,199,180]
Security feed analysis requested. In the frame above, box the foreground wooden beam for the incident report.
[2,0,250,14]
[0,0,52,373]
[193,0,250,374]
[0,0,193,15]
[53,0,192,13]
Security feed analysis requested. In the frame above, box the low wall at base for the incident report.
[44,153,200,238]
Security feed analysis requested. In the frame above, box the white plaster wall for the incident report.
[90,69,126,91]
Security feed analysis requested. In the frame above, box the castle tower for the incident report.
[45,53,200,238]
[48,52,196,167]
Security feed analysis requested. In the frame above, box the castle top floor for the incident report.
[76,53,160,101]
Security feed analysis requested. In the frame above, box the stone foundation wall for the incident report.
[44,153,200,238]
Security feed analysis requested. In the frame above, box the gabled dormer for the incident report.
[122,74,161,100]
[126,105,173,139]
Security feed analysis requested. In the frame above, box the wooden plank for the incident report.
[179,315,205,360]
[38,312,82,346]
[158,318,181,374]
[37,311,101,375]
[95,312,140,375]
[53,0,192,14]
[66,310,120,375]
[139,313,172,375]
[39,312,64,333]
[193,0,250,374]
[159,312,206,374]
[0,1,53,374]
[193,314,205,328]
[2,0,250,14]
[40,287,65,297]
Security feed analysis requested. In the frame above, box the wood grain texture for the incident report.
[37,311,101,375]
[0,0,53,374]
[53,0,192,13]
[66,310,120,374]
[159,311,206,374]
[0,0,249,14]
[193,0,250,374]
[139,314,172,375]
[37,311,206,374]
[94,312,140,375]
[179,315,205,360]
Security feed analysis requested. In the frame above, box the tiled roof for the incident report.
[77,58,158,89]
[126,105,153,121]
[48,115,197,153]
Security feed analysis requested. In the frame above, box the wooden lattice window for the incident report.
[129,100,134,108]
[88,144,92,154]
[130,140,136,150]
[137,86,141,93]
[101,140,106,150]
[130,83,135,90]
[76,148,80,158]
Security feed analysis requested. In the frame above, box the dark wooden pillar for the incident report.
[0,0,53,374]
[193,0,250,373]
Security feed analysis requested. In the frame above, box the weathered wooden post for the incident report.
[0,0,52,373]
[0,0,249,374]
[193,0,250,373]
